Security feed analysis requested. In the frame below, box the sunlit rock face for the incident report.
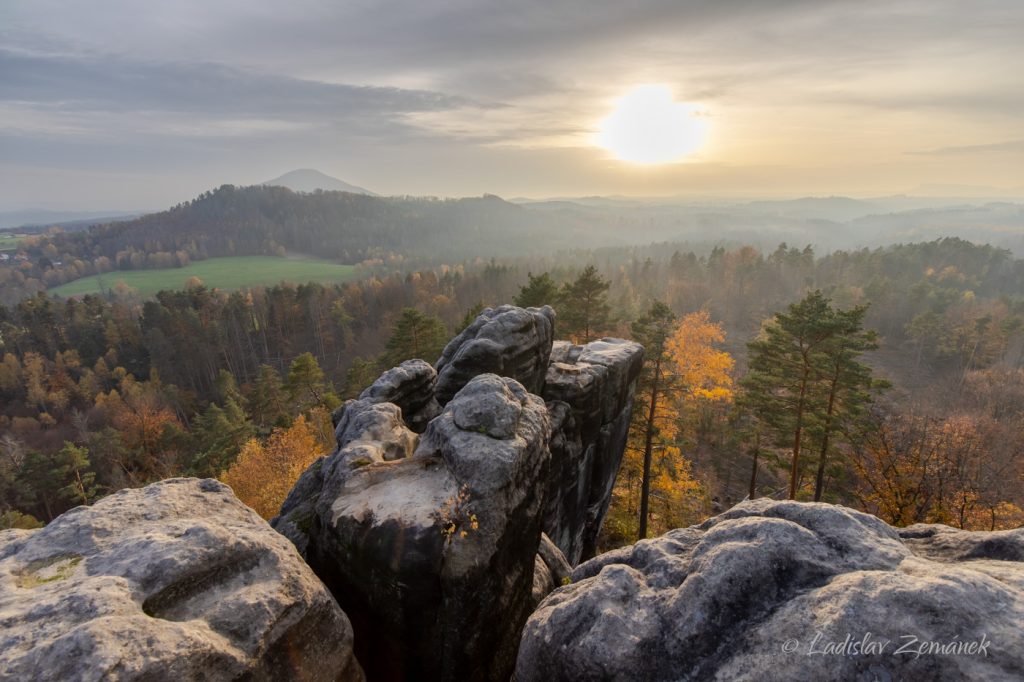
[516,499,1024,682]
[271,305,645,681]
[0,478,363,682]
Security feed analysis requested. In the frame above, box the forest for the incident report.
[1,236,1022,544]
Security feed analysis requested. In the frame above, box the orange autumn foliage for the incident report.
[220,414,323,519]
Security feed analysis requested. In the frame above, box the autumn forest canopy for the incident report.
[1,187,1023,542]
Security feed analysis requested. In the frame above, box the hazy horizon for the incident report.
[2,0,1023,211]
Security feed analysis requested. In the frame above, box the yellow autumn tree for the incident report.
[602,304,734,547]
[666,310,735,404]
[220,414,323,519]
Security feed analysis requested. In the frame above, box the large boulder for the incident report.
[278,374,551,681]
[358,359,441,433]
[542,339,644,563]
[0,478,363,682]
[516,499,1024,681]
[434,305,555,405]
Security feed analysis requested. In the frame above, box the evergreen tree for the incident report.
[741,291,841,499]
[382,308,449,367]
[247,364,289,429]
[459,301,486,330]
[629,301,679,539]
[514,272,560,308]
[807,305,886,500]
[740,291,883,500]
[344,357,382,399]
[286,352,331,412]
[560,265,611,343]
[55,442,99,506]
[190,398,256,477]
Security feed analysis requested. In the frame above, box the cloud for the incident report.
[0,50,477,124]
[907,140,1024,156]
[1,0,1023,207]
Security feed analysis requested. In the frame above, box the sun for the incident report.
[595,85,708,164]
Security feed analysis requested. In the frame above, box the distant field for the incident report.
[0,234,25,250]
[50,256,357,297]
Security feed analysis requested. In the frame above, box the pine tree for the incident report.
[382,308,449,366]
[344,357,382,399]
[741,292,841,499]
[630,301,678,540]
[740,291,884,500]
[460,302,486,330]
[622,303,733,540]
[55,442,99,506]
[560,265,611,343]
[248,364,289,429]
[804,305,878,499]
[190,398,256,477]
[514,272,560,308]
[286,353,338,413]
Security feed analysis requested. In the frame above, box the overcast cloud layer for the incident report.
[1,0,1022,210]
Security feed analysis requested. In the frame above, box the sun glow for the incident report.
[595,85,708,164]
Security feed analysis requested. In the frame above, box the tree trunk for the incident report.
[749,431,760,500]
[638,355,661,540]
[789,364,811,500]
[813,373,839,501]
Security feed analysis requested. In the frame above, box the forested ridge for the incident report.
[1,236,1022,537]
[0,186,576,303]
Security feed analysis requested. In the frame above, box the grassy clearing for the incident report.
[0,233,26,250]
[50,256,357,297]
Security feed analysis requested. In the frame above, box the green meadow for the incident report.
[0,234,26,250]
[50,256,357,297]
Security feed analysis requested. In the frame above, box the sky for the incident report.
[2,0,1023,210]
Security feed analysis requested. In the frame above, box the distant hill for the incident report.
[0,209,142,231]
[36,185,569,265]
[262,169,377,196]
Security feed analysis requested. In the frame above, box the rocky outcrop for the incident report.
[357,359,440,433]
[282,375,551,681]
[272,305,645,680]
[435,305,555,405]
[542,339,643,563]
[0,478,363,682]
[516,499,1024,681]
[531,532,573,609]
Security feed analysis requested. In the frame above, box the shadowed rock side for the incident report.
[542,339,644,563]
[434,305,555,405]
[0,478,363,682]
[516,498,1024,682]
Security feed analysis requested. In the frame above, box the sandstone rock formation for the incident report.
[0,478,363,682]
[542,339,644,563]
[516,498,1024,682]
[293,375,550,681]
[357,358,440,433]
[531,532,573,609]
[435,304,555,405]
[272,305,644,681]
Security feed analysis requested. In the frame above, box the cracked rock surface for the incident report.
[516,498,1024,682]
[0,478,363,682]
